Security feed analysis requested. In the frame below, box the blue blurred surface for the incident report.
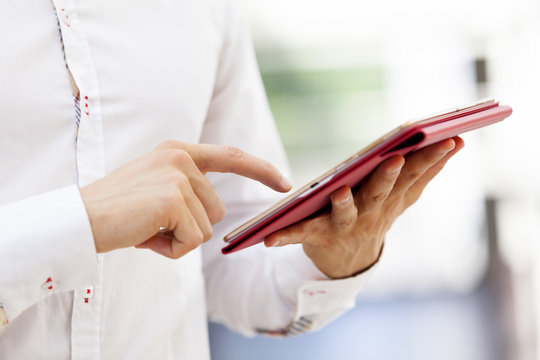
[209,288,499,360]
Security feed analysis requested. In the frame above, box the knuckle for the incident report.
[202,226,214,242]
[178,234,202,254]
[167,149,193,167]
[160,192,191,225]
[157,140,182,150]
[371,192,388,204]
[223,146,245,160]
[171,171,190,187]
[161,189,182,212]
[338,216,356,227]
[209,201,226,224]
[405,171,421,182]
[191,231,205,246]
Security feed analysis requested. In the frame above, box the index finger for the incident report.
[183,143,292,193]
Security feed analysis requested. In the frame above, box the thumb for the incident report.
[263,225,304,248]
[135,233,191,259]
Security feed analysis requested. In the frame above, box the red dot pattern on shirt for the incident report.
[303,289,327,297]
[60,9,71,27]
[45,277,53,291]
[84,96,90,116]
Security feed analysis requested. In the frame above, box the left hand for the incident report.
[264,137,465,279]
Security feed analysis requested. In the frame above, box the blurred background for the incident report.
[209,0,540,359]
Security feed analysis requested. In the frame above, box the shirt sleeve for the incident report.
[200,0,377,336]
[0,185,99,323]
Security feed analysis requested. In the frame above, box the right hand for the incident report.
[80,140,292,259]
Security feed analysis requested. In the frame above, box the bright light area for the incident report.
[210,1,540,359]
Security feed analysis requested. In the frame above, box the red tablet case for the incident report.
[222,100,512,254]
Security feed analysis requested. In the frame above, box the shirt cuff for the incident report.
[0,185,99,321]
[272,244,380,335]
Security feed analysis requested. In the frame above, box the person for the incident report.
[0,1,463,359]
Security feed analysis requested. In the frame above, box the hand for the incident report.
[264,137,465,278]
[80,140,292,259]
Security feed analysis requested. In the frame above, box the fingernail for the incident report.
[440,140,456,155]
[438,149,452,156]
[388,164,403,175]
[281,176,293,190]
[338,195,351,205]
[271,240,281,247]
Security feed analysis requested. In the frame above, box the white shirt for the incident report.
[0,0,374,359]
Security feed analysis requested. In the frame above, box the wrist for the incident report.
[331,242,385,280]
[308,240,385,280]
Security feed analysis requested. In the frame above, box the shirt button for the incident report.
[41,277,58,291]
[84,287,94,303]
[84,287,94,298]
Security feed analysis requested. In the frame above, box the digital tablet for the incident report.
[222,99,512,254]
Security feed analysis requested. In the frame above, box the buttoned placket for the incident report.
[51,0,106,359]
